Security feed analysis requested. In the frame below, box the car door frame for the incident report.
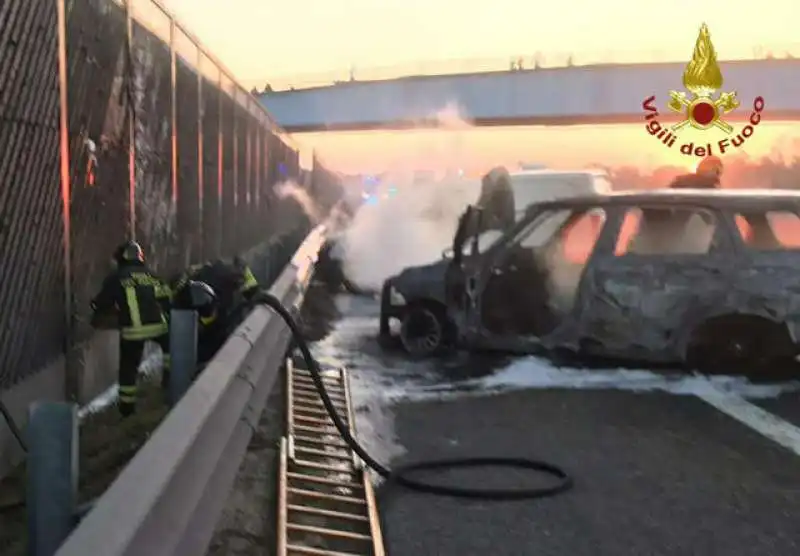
[577,202,737,360]
[465,202,619,352]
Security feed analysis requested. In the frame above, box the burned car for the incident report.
[381,189,800,375]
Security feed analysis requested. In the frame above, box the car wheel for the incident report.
[399,304,447,358]
[687,319,796,380]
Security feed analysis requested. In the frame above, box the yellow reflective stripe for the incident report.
[118,385,137,403]
[162,354,171,369]
[121,322,168,340]
[239,268,258,292]
[200,314,216,326]
[155,283,172,300]
[125,287,142,328]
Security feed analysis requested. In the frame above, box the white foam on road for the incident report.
[381,354,800,458]
[383,355,800,402]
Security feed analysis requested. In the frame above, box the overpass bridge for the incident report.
[259,59,800,132]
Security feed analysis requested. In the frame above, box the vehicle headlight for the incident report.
[389,286,406,306]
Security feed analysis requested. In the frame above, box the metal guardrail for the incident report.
[54,225,327,556]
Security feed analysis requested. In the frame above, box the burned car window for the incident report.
[734,210,800,250]
[518,210,572,249]
[615,206,718,256]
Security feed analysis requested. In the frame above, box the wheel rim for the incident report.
[400,308,443,356]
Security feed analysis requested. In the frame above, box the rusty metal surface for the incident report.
[0,0,65,389]
[65,0,131,348]
[130,16,177,275]
[200,77,220,260]
[175,57,200,266]
[220,85,236,254]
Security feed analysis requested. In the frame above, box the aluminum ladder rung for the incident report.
[286,544,362,556]
[280,359,385,556]
[288,487,365,505]
[293,424,340,435]
[293,385,348,401]
[293,387,345,399]
[293,434,350,449]
[295,414,345,426]
[287,523,371,541]
[294,395,348,410]
[295,406,348,419]
[287,472,364,490]
[291,459,357,474]
[288,504,369,522]
[294,446,352,460]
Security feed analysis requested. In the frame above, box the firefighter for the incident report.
[172,259,251,316]
[171,280,222,366]
[476,166,516,232]
[90,240,171,417]
[669,155,723,189]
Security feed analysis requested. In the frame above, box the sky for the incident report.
[154,0,800,173]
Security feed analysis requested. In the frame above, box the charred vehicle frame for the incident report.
[381,189,800,376]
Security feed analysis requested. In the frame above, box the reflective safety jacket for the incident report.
[92,263,171,340]
[238,264,259,298]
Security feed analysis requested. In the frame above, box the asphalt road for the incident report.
[305,285,800,556]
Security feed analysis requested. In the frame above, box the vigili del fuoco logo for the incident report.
[642,23,765,158]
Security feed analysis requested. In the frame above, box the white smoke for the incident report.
[333,104,484,290]
[274,180,323,224]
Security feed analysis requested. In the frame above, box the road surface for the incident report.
[305,286,800,556]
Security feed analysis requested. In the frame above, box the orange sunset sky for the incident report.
[155,0,799,174]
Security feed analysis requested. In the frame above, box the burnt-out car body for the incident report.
[380,189,800,374]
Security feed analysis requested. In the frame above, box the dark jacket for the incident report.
[91,262,170,340]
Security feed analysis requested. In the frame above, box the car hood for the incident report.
[387,259,449,301]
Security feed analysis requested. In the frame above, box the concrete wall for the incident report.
[260,60,800,130]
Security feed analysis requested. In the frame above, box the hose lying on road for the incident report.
[254,290,574,500]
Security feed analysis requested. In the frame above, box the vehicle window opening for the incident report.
[615,207,717,256]
[734,211,800,250]
[480,208,606,338]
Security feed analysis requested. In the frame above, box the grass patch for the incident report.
[0,376,169,555]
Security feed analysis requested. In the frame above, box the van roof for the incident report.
[509,169,609,178]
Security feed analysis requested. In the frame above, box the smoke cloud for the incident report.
[331,104,484,291]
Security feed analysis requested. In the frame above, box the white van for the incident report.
[508,169,613,213]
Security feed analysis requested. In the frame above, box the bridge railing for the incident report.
[257,43,800,92]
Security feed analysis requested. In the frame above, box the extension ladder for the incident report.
[278,357,385,556]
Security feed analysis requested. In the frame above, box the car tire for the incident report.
[687,318,796,381]
[399,303,450,358]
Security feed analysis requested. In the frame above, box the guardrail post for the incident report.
[169,309,198,406]
[26,402,78,556]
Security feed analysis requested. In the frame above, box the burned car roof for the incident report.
[523,188,800,214]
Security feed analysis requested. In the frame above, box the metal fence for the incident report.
[0,0,342,399]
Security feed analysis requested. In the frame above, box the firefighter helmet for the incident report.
[113,240,145,264]
[173,280,218,324]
